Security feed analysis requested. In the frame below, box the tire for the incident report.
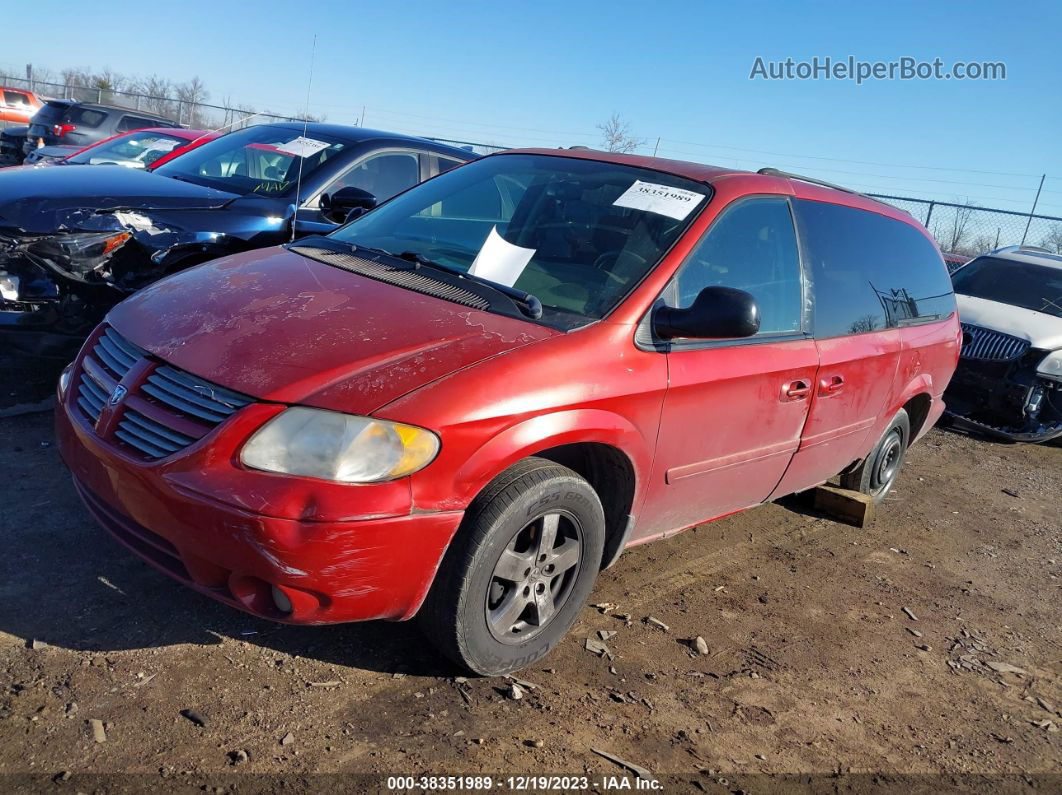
[841,409,911,504]
[419,457,605,676]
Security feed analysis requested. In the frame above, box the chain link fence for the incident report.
[2,75,305,131]
[868,194,1062,257]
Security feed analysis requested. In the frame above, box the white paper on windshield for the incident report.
[141,138,179,152]
[468,226,536,287]
[275,136,331,158]
[613,180,705,221]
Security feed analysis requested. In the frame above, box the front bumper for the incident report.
[943,354,1062,443]
[55,376,464,625]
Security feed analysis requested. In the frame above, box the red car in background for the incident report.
[0,87,43,126]
[942,251,971,273]
[22,127,220,169]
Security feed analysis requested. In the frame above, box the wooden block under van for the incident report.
[812,485,876,528]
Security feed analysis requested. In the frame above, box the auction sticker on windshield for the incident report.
[613,180,705,220]
[275,136,331,158]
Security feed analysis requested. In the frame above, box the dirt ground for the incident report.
[0,398,1059,793]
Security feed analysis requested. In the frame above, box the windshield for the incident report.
[952,256,1062,319]
[328,153,708,328]
[153,126,346,196]
[66,131,187,167]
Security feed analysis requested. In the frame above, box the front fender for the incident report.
[411,409,654,514]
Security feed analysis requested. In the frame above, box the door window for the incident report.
[664,197,803,336]
[325,151,420,203]
[117,115,162,133]
[4,91,29,108]
[793,199,956,338]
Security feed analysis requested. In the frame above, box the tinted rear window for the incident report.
[32,102,69,124]
[793,199,955,338]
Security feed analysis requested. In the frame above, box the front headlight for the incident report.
[240,407,440,483]
[1037,350,1062,382]
[29,231,132,272]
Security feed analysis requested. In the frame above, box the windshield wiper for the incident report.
[393,251,543,320]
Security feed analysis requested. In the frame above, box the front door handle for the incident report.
[819,374,845,396]
[782,379,811,401]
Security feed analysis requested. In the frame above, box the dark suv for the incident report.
[22,100,180,159]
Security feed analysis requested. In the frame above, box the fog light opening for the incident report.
[271,585,293,614]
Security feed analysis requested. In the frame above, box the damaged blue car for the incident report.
[0,122,473,359]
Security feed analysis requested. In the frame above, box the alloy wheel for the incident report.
[485,512,582,643]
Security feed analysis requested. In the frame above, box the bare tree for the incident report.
[176,76,210,126]
[963,233,997,256]
[933,198,978,253]
[1040,224,1062,254]
[597,113,645,154]
[131,75,177,118]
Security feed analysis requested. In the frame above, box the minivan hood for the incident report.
[108,246,555,414]
[0,165,238,233]
[957,294,1062,350]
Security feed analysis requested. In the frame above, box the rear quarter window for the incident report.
[793,199,956,338]
[67,107,107,128]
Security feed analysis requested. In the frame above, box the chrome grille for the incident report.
[71,326,252,461]
[141,366,252,423]
[960,323,1030,362]
[94,327,141,378]
[115,409,197,459]
[75,369,107,423]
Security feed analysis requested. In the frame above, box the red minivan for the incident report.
[56,150,960,675]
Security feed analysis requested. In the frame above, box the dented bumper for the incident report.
[943,352,1062,443]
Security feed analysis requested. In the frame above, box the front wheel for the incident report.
[841,409,911,503]
[419,458,605,676]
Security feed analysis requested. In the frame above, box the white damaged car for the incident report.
[944,247,1062,442]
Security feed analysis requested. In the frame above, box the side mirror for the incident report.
[653,285,760,340]
[320,186,377,225]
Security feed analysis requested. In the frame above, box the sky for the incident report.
[3,0,1062,215]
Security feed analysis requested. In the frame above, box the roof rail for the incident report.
[990,244,1052,256]
[756,167,866,197]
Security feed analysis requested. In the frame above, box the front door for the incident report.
[637,197,818,540]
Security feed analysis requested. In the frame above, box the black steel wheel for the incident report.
[841,409,911,504]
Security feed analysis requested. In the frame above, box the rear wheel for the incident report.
[841,410,910,503]
[419,457,605,676]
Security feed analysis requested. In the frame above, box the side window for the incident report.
[68,108,106,128]
[665,198,803,336]
[4,91,29,108]
[437,156,464,174]
[117,116,158,133]
[793,199,956,338]
[326,151,419,203]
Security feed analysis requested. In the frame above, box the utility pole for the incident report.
[1021,174,1045,246]
[652,136,660,157]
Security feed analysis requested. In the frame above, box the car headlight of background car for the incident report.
[1037,349,1062,382]
[240,407,440,483]
[29,231,132,274]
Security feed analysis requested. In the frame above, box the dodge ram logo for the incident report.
[108,385,128,406]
